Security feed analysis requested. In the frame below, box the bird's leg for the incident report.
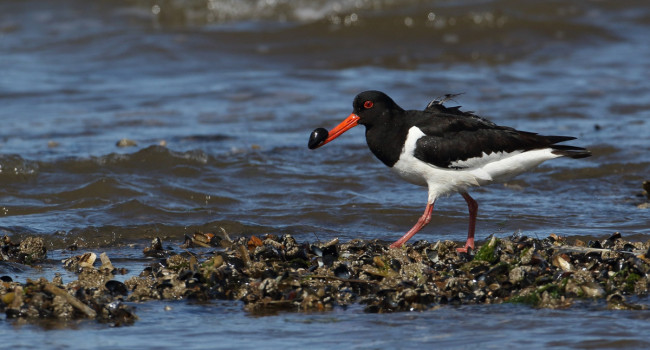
[457,192,478,253]
[389,201,435,248]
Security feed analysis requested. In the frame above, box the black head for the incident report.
[351,90,403,126]
[308,90,403,149]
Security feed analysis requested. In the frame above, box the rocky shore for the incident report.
[1,231,649,326]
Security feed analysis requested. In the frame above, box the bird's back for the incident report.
[410,101,590,169]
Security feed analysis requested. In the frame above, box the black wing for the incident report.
[412,111,582,169]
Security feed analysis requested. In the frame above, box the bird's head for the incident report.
[308,90,400,149]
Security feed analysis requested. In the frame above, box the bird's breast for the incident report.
[390,126,487,198]
[389,127,431,187]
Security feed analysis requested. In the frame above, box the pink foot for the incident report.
[388,202,435,249]
[456,239,474,253]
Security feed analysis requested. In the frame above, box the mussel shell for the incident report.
[333,264,350,279]
[308,128,328,149]
[310,245,323,257]
[389,259,401,272]
[105,280,128,296]
[0,276,13,282]
[588,240,602,249]
[622,243,635,252]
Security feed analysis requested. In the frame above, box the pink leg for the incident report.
[457,192,478,253]
[390,201,435,248]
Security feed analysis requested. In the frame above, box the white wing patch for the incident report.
[477,148,560,183]
[450,151,522,169]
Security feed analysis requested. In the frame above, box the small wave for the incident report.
[136,0,366,26]
[119,0,622,67]
[40,145,211,175]
[550,161,650,181]
[1,220,272,249]
[0,155,39,182]
[54,177,144,201]
[126,0,621,32]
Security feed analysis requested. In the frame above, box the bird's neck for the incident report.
[364,114,410,168]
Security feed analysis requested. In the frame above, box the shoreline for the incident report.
[1,231,649,326]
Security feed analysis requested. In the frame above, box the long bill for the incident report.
[315,113,360,148]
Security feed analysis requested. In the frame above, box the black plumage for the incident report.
[352,91,590,169]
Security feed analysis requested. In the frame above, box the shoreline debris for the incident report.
[1,232,648,325]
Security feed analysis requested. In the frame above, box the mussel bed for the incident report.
[1,232,649,325]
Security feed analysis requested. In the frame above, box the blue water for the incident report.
[4,301,650,349]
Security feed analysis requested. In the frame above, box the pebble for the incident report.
[116,138,137,147]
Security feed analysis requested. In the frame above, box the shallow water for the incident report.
[4,299,650,349]
[1,0,649,347]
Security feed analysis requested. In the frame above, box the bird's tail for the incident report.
[551,144,592,159]
[543,135,591,159]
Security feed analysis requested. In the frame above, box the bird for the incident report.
[308,90,591,253]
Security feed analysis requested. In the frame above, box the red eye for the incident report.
[363,100,374,109]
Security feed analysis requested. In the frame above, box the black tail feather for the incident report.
[551,144,591,159]
[545,135,577,144]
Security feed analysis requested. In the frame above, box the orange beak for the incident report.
[312,113,360,149]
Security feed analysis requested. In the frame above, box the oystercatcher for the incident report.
[308,90,590,252]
